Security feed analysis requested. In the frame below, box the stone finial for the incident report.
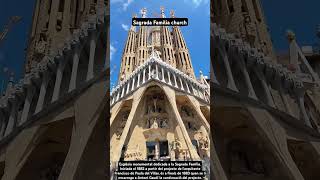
[286,30,296,42]
[141,8,147,18]
[160,6,165,18]
[170,10,175,18]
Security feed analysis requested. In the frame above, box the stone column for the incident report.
[167,70,172,85]
[185,81,191,93]
[86,33,97,81]
[161,67,165,83]
[137,72,141,87]
[279,85,293,115]
[211,66,219,84]
[242,66,257,100]
[142,69,146,84]
[69,46,80,92]
[35,72,51,114]
[116,89,121,101]
[111,96,115,105]
[163,86,200,160]
[112,86,146,163]
[126,80,131,94]
[121,86,125,97]
[255,69,275,107]
[173,73,178,88]
[52,60,67,102]
[5,100,17,136]
[221,48,238,91]
[155,64,159,80]
[297,94,312,127]
[179,77,184,90]
[20,86,35,125]
[131,76,135,91]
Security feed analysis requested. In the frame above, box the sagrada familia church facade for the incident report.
[109,7,211,177]
[0,0,319,179]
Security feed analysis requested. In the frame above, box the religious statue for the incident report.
[151,118,159,129]
[35,34,47,55]
[159,118,168,128]
[199,136,209,149]
[153,95,158,112]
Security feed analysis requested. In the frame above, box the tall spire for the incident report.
[135,8,149,67]
[159,6,176,67]
[171,10,195,78]
[118,14,138,82]
[130,14,137,32]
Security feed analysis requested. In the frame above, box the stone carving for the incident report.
[198,136,209,150]
[35,34,47,55]
[151,118,159,129]
[181,105,194,117]
[159,118,168,128]
[146,117,168,129]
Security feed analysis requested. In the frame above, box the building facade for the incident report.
[212,0,275,59]
[110,7,210,179]
[25,0,107,73]
[212,0,320,180]
[0,0,108,179]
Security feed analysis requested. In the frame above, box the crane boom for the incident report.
[0,16,22,46]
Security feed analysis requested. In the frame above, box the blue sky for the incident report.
[110,0,210,87]
[261,0,320,53]
[0,0,35,93]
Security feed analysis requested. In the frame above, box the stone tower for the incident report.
[171,10,195,78]
[25,0,104,73]
[135,8,149,68]
[119,15,137,81]
[118,7,196,83]
[159,7,176,68]
[110,7,210,178]
[212,0,274,58]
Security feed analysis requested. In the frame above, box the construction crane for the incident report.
[0,16,22,46]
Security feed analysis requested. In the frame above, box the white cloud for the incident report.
[110,44,116,61]
[123,0,134,11]
[110,0,135,11]
[186,0,209,8]
[121,24,129,31]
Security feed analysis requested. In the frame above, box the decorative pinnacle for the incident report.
[160,6,165,18]
[170,10,175,18]
[141,8,147,18]
[286,29,296,42]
